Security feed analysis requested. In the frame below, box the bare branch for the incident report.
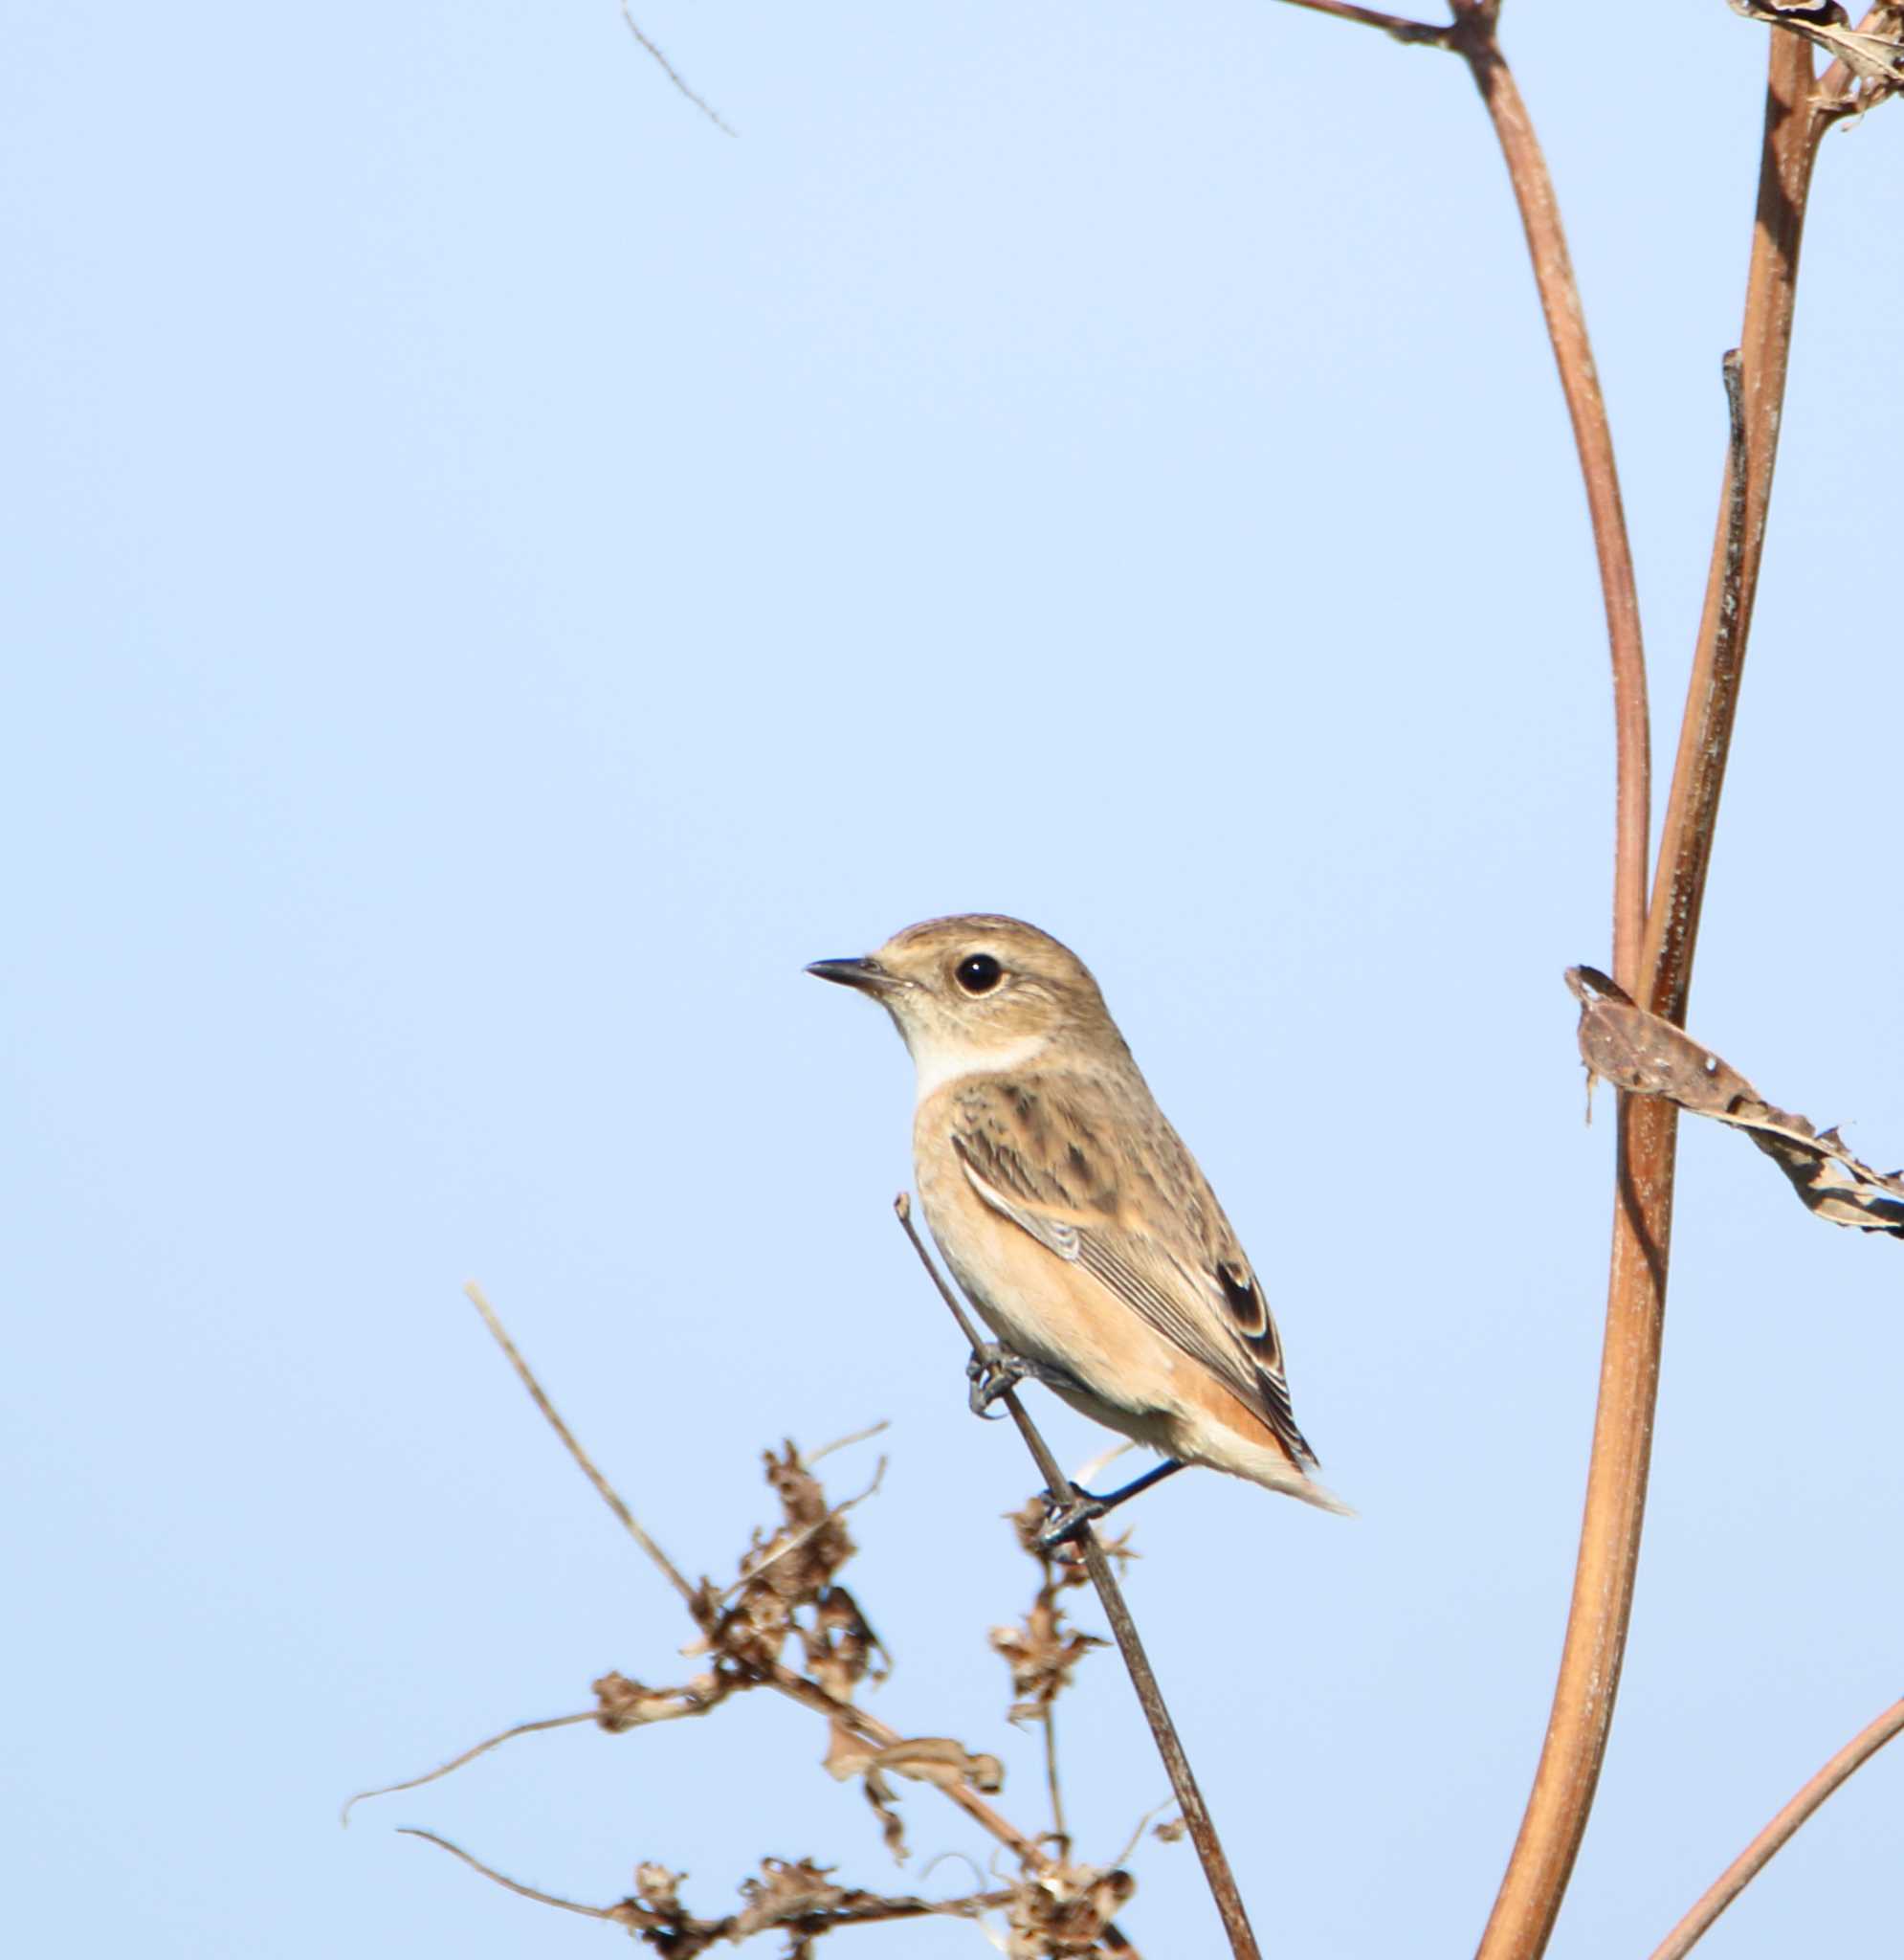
[617,2,738,137]
[895,1194,1263,1960]
[1643,37,1827,1026]
[802,1420,891,1468]
[1648,1698,1904,1960]
[1271,0,1453,44]
[463,1281,702,1614]
[398,1828,623,1919]
[341,1712,597,1823]
[403,1832,1022,1948]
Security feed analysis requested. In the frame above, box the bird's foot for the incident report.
[1036,1489,1111,1549]
[965,1345,1080,1419]
[1035,1459,1186,1548]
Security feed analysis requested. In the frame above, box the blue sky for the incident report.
[4,5,1902,1956]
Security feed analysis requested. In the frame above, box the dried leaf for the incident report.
[994,1500,1107,1724]
[860,1767,908,1862]
[1727,0,1904,85]
[632,1861,687,1915]
[992,1614,1106,1725]
[867,1736,1005,1793]
[824,1728,1004,1863]
[731,1857,851,1936]
[591,1670,730,1731]
[703,1442,888,1684]
[803,1584,888,1702]
[1005,1860,1138,1958]
[1567,967,1904,1237]
[748,1442,857,1602]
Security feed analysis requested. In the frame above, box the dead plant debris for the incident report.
[359,1386,1150,1955]
[1568,966,1904,1237]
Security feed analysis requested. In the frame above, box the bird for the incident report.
[808,914,1346,1541]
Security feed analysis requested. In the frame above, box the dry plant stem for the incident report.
[1642,32,1825,1018]
[616,0,736,136]
[403,1829,1020,1937]
[1274,2,1650,988]
[342,1712,598,1820]
[1043,1704,1069,1848]
[401,1829,625,1920]
[1272,0,1454,43]
[1445,0,1651,992]
[1648,1698,1904,1960]
[894,1196,1263,1960]
[1475,1092,1675,1960]
[1476,34,1830,1960]
[464,1281,700,1611]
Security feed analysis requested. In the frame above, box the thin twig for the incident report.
[1043,1704,1069,1850]
[617,0,737,137]
[403,1828,1020,1938]
[342,1712,598,1823]
[803,1419,892,1468]
[1475,33,1832,1960]
[1271,0,1452,44]
[464,1281,701,1614]
[1648,1697,1904,1960]
[399,1828,622,1918]
[1110,1795,1185,1871]
[894,1195,1263,1960]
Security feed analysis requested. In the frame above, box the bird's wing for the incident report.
[946,1073,1317,1465]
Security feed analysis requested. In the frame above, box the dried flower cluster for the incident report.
[356,1398,1167,1957]
[991,1497,1113,1728]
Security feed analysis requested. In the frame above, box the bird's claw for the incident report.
[1035,1489,1108,1550]
[966,1344,1030,1418]
[966,1345,1079,1418]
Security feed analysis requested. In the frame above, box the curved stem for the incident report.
[1649,1697,1904,1960]
[1475,33,1829,1960]
[1447,1,1650,992]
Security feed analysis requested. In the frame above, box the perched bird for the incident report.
[808,914,1346,1539]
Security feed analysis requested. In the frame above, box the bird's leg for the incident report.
[966,1343,1084,1419]
[1037,1459,1185,1548]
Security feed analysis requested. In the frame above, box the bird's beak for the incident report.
[806,955,902,995]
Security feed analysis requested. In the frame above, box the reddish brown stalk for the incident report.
[1475,33,1831,1960]
[1648,1697,1904,1960]
[1273,0,1650,985]
[1642,33,1825,1020]
[1444,0,1651,991]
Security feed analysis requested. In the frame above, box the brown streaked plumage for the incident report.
[808,914,1347,1518]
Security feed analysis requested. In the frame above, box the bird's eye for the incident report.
[955,952,1004,995]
